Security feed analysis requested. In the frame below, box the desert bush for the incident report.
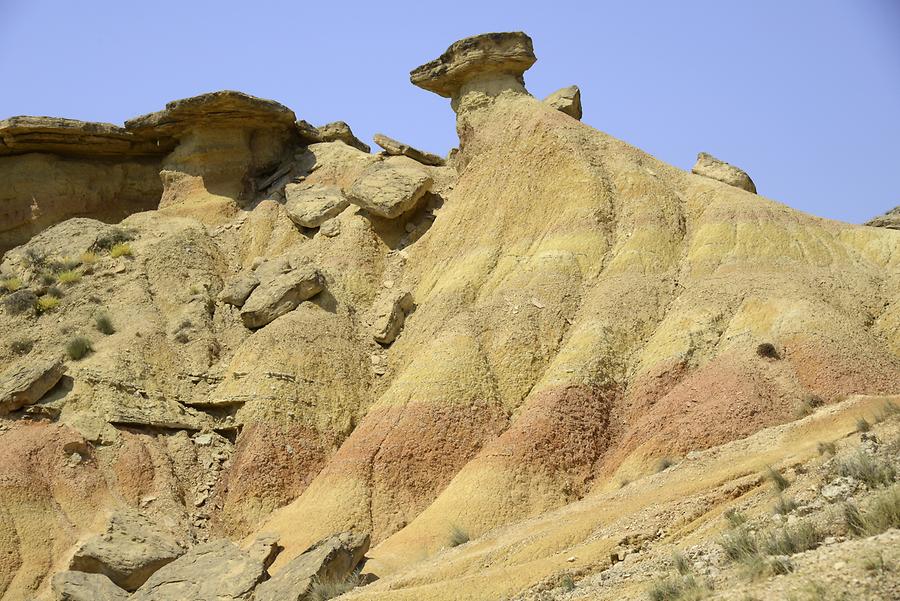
[24,248,46,267]
[657,457,676,472]
[856,417,871,433]
[720,527,758,562]
[796,394,824,418]
[39,272,57,285]
[559,574,575,592]
[817,441,837,456]
[833,451,896,488]
[756,343,779,359]
[765,467,790,493]
[3,290,36,315]
[110,242,133,258]
[875,400,900,423]
[57,270,81,285]
[94,227,134,250]
[1,277,22,293]
[672,551,692,575]
[95,313,115,335]
[66,336,93,360]
[46,285,64,298]
[448,523,470,547]
[761,521,822,556]
[647,574,709,601]
[723,509,747,528]
[34,295,59,314]
[862,551,890,574]
[8,338,32,355]
[773,495,798,516]
[844,485,900,537]
[307,572,360,601]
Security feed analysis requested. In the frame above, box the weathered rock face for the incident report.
[68,510,185,591]
[0,356,65,415]
[240,264,325,328]
[346,158,433,218]
[130,539,266,601]
[865,205,900,230]
[410,32,536,102]
[218,271,260,307]
[543,85,582,120]
[284,183,350,228]
[253,532,369,601]
[0,116,171,158]
[373,133,445,166]
[294,120,370,153]
[51,571,129,601]
[691,151,757,193]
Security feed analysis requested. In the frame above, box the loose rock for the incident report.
[691,152,757,193]
[373,133,445,166]
[218,271,260,308]
[0,356,66,415]
[370,291,415,345]
[240,265,324,329]
[544,85,582,120]
[284,183,350,228]
[346,160,433,219]
[51,571,129,601]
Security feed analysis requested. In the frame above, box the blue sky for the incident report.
[1,1,898,224]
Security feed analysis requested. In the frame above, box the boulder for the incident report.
[246,533,283,570]
[319,218,341,238]
[0,357,66,416]
[68,510,185,591]
[51,571,129,601]
[409,32,536,99]
[544,85,582,120]
[346,160,433,219]
[218,271,260,307]
[130,539,266,601]
[371,291,415,345]
[240,265,324,329]
[865,205,900,230]
[317,121,371,153]
[253,532,370,601]
[373,133,445,166]
[691,152,757,193]
[284,183,350,228]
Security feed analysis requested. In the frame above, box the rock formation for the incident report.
[866,205,900,230]
[691,151,757,193]
[543,85,582,120]
[0,30,897,601]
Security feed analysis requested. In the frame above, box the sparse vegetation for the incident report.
[57,270,82,285]
[110,242,133,258]
[833,451,896,488]
[765,466,790,493]
[448,523,470,547]
[95,313,115,335]
[760,521,822,556]
[39,272,57,286]
[8,338,33,355]
[3,290,36,315]
[647,574,709,601]
[80,251,99,266]
[657,457,676,472]
[772,495,798,515]
[723,509,747,528]
[874,400,900,423]
[856,417,871,433]
[559,574,575,592]
[94,227,134,251]
[34,294,60,314]
[1,276,23,293]
[843,485,900,537]
[720,519,823,580]
[307,572,360,601]
[796,394,824,418]
[66,336,93,360]
[24,247,46,267]
[862,551,891,574]
[46,285,64,298]
[672,551,692,576]
[756,342,779,359]
[817,441,837,456]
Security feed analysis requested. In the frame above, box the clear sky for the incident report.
[1,1,898,224]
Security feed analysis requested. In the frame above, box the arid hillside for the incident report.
[0,32,897,601]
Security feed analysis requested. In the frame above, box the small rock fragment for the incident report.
[370,291,415,345]
[373,133,445,166]
[544,85,582,120]
[284,183,349,228]
[240,265,324,329]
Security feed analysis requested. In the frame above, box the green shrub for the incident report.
[723,509,747,528]
[95,313,115,335]
[773,495,798,516]
[94,227,134,250]
[66,336,93,360]
[856,418,871,433]
[834,451,896,488]
[844,485,900,537]
[80,251,99,265]
[0,277,22,293]
[672,551,692,575]
[765,467,790,493]
[110,243,133,258]
[756,343,779,359]
[34,295,60,314]
[559,574,575,592]
[8,338,32,355]
[720,527,758,561]
[3,290,35,315]
[761,521,822,556]
[57,270,81,285]
[39,272,57,285]
[647,574,709,601]
[448,523,470,547]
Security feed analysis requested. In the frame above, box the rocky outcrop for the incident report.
[295,120,370,153]
[691,151,757,193]
[543,85,582,120]
[370,291,415,344]
[346,158,433,218]
[0,116,171,157]
[68,510,185,591]
[410,32,536,101]
[240,264,324,329]
[51,571,129,601]
[130,539,266,601]
[284,183,350,228]
[253,532,369,601]
[0,356,65,415]
[373,133,445,166]
[865,205,900,230]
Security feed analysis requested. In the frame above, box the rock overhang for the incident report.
[409,31,536,98]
